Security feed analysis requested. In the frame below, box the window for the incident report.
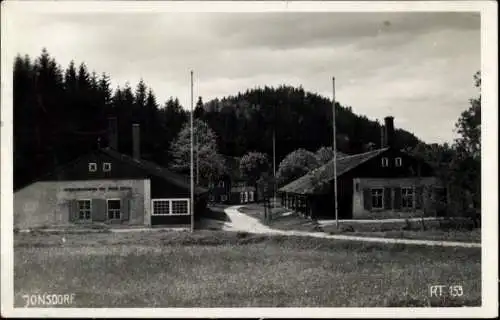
[208,182,214,188]
[395,157,402,167]
[240,192,245,203]
[248,191,254,202]
[88,163,97,172]
[172,200,189,214]
[218,181,225,188]
[107,199,121,220]
[153,200,170,215]
[103,162,112,172]
[355,182,360,192]
[371,188,384,209]
[243,192,248,203]
[77,200,91,221]
[152,199,190,216]
[220,195,228,202]
[381,157,389,167]
[401,187,414,209]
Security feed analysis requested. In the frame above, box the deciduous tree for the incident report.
[240,151,271,188]
[276,148,320,186]
[169,119,226,184]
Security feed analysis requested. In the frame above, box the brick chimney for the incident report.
[108,117,118,150]
[132,123,140,160]
[384,116,395,149]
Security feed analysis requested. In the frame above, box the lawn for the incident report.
[14,230,481,308]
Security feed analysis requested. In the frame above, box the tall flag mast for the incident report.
[332,77,339,229]
[190,70,195,233]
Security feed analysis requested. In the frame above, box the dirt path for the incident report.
[222,205,285,234]
[223,205,481,248]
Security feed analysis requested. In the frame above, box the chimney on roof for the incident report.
[132,123,140,160]
[108,117,118,150]
[380,123,385,148]
[384,116,395,149]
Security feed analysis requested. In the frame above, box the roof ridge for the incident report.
[100,148,207,194]
[278,147,390,195]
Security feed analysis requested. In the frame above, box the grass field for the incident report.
[239,204,481,243]
[14,230,481,308]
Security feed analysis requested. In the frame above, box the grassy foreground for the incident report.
[14,230,480,308]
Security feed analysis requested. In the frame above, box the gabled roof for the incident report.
[17,147,207,195]
[278,148,389,195]
[101,148,208,195]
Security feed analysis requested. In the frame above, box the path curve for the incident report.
[223,205,481,248]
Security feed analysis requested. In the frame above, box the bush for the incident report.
[341,225,355,233]
[438,217,476,231]
[313,225,324,232]
[236,231,249,239]
[401,219,412,231]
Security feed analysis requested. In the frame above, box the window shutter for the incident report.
[384,187,392,209]
[122,198,130,221]
[415,186,424,209]
[393,187,402,210]
[68,200,78,222]
[92,199,106,222]
[363,188,371,210]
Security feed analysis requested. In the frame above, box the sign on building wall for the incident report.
[63,186,133,192]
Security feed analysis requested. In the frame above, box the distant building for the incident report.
[278,116,446,220]
[208,156,257,205]
[14,118,208,230]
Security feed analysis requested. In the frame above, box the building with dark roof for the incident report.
[14,118,208,230]
[208,155,258,205]
[278,117,445,220]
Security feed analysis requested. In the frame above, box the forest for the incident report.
[13,49,481,213]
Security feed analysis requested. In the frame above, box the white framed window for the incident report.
[77,199,91,221]
[107,199,121,220]
[395,157,403,167]
[371,188,384,209]
[103,162,112,172]
[172,200,189,214]
[381,157,389,167]
[401,187,414,209]
[243,192,248,203]
[249,191,254,202]
[152,198,190,216]
[88,162,97,172]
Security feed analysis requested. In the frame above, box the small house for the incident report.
[208,156,257,205]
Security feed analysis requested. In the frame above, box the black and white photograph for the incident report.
[1,1,497,318]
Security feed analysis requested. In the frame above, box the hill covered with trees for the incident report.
[196,85,421,162]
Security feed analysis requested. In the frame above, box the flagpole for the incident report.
[332,76,339,229]
[272,128,276,208]
[190,70,195,233]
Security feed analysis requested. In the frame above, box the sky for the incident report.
[7,6,481,144]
